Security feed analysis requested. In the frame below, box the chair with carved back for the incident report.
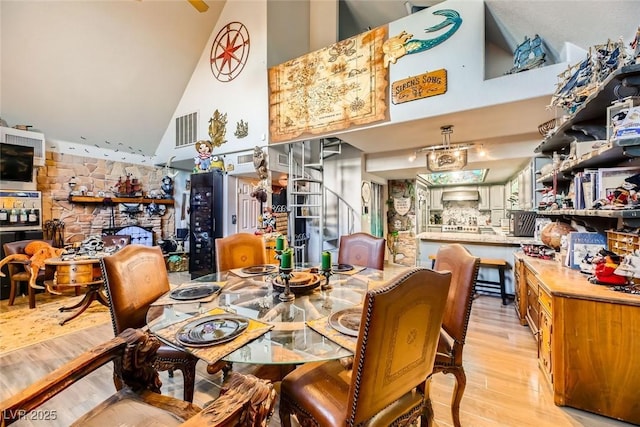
[425,243,480,427]
[279,267,451,427]
[1,239,55,308]
[215,233,267,272]
[337,232,386,270]
[100,244,199,402]
[0,328,276,426]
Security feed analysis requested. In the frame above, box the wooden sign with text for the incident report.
[392,69,447,104]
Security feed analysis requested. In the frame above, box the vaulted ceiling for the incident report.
[2,1,639,183]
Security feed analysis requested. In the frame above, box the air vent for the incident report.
[1,126,45,166]
[238,153,253,164]
[175,112,198,147]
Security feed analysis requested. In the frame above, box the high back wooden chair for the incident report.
[337,232,386,270]
[279,267,451,427]
[1,239,55,308]
[215,233,267,271]
[0,328,276,427]
[100,244,198,402]
[428,243,480,427]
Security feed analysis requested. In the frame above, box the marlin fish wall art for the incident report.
[383,9,462,67]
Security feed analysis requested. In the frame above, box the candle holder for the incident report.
[274,249,282,264]
[320,267,333,290]
[278,266,295,302]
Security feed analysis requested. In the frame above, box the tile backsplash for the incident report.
[441,201,491,226]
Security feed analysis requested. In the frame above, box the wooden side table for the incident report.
[44,257,109,325]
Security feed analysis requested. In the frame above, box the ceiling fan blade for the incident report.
[187,0,209,12]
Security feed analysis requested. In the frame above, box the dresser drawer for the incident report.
[539,286,552,314]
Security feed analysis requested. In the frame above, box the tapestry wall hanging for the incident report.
[268,26,387,143]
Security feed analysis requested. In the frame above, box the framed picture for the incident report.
[427,149,467,172]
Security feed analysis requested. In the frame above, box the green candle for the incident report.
[321,251,332,270]
[276,235,285,251]
[280,249,292,269]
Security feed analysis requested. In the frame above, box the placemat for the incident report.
[154,307,273,364]
[229,266,277,278]
[306,315,357,353]
[151,281,227,306]
[335,265,367,276]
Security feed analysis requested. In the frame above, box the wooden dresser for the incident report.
[513,252,640,424]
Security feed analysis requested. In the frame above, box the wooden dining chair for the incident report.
[337,232,386,270]
[427,243,480,427]
[215,233,267,271]
[279,267,451,427]
[0,328,276,427]
[100,244,198,402]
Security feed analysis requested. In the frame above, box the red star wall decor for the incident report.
[210,21,250,82]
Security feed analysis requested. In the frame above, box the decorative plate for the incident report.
[328,307,362,337]
[175,315,249,347]
[332,263,354,272]
[170,284,221,301]
[240,264,277,275]
[272,272,322,295]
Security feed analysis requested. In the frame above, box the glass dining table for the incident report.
[146,263,410,366]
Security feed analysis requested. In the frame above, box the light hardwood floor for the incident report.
[0,286,632,426]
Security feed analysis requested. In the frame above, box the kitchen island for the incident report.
[416,231,537,296]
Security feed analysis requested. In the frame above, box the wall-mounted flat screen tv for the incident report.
[0,144,35,182]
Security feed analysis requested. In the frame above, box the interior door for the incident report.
[238,178,260,234]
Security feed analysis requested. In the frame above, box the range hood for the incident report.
[441,190,480,202]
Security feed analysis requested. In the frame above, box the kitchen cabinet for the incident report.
[477,186,490,210]
[513,253,640,424]
[429,187,443,211]
[489,185,505,209]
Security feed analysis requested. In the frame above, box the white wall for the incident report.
[386,0,567,127]
[155,0,270,165]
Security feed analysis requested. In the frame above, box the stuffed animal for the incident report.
[588,249,628,285]
[0,241,64,290]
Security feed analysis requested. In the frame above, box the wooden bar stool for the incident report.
[430,255,509,305]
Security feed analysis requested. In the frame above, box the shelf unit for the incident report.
[68,195,175,205]
[535,63,640,156]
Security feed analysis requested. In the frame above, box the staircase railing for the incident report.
[323,187,357,256]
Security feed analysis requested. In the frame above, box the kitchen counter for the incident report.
[417,231,537,246]
[416,232,538,296]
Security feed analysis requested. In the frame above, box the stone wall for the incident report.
[38,151,175,245]
[387,179,416,266]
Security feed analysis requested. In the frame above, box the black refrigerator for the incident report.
[189,170,224,279]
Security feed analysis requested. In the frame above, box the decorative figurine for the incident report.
[257,206,276,234]
[210,155,225,172]
[506,34,546,74]
[161,156,179,199]
[194,140,213,172]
